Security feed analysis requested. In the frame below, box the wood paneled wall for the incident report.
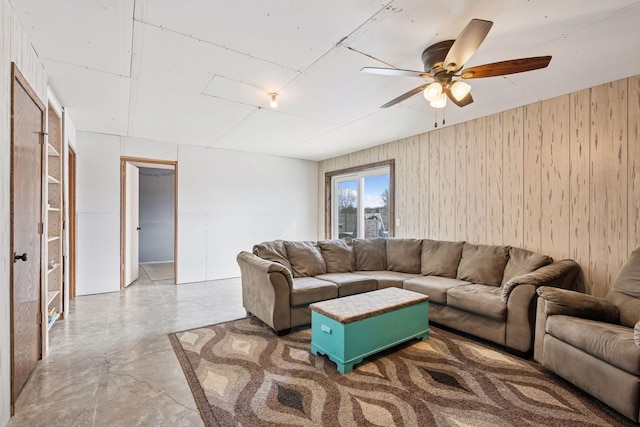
[318,75,640,298]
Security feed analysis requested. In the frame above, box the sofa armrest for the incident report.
[236,251,293,332]
[635,321,640,350]
[536,286,619,323]
[237,251,293,285]
[501,259,580,303]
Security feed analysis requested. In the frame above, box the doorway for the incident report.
[10,64,45,411]
[120,157,177,288]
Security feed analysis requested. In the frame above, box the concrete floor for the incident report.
[8,269,245,427]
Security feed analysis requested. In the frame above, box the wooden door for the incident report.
[10,64,44,407]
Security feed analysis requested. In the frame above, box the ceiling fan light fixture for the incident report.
[364,19,552,110]
[430,92,447,108]
[423,82,443,102]
[268,92,278,108]
[450,81,471,101]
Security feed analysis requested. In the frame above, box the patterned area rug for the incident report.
[169,317,632,427]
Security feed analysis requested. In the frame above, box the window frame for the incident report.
[324,160,395,239]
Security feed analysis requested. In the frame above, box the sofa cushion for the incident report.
[635,321,640,350]
[446,284,507,321]
[353,238,387,271]
[284,241,327,278]
[355,270,420,289]
[457,243,509,287]
[318,239,355,273]
[290,277,338,306]
[606,291,640,329]
[315,272,377,297]
[387,238,422,273]
[253,240,292,272]
[421,240,464,278]
[606,247,640,327]
[547,315,640,376]
[501,247,553,285]
[403,276,471,304]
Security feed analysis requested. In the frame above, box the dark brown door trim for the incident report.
[68,146,77,299]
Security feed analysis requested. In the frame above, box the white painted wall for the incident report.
[77,132,318,294]
[1,0,48,423]
[178,145,319,282]
[76,132,121,295]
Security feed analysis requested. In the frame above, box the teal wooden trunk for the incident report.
[310,301,429,374]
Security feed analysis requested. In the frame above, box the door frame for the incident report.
[68,146,77,298]
[10,63,46,413]
[120,156,178,288]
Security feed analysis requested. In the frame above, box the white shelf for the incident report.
[43,90,68,358]
[47,143,60,157]
[47,313,59,331]
[47,290,60,305]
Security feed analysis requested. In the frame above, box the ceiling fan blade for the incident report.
[460,56,552,79]
[361,67,433,79]
[445,87,474,107]
[380,84,428,108]
[443,19,493,72]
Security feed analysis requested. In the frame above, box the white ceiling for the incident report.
[10,0,640,161]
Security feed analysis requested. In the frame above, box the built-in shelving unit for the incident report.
[43,93,64,355]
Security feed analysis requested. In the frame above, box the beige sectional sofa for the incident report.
[236,237,580,353]
[534,247,640,422]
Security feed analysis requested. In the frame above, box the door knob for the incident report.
[14,253,28,262]
[136,227,141,231]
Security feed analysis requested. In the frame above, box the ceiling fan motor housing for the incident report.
[421,40,455,75]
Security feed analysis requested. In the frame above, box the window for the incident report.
[325,161,394,239]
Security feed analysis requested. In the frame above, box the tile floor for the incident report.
[8,269,246,427]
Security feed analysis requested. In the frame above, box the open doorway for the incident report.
[120,157,177,288]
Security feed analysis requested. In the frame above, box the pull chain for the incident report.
[434,108,446,128]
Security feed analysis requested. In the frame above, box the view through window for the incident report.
[331,165,391,239]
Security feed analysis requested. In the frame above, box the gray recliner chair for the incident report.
[534,247,640,422]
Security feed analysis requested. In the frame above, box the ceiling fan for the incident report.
[361,19,551,109]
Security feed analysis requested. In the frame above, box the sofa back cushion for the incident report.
[421,240,464,278]
[353,238,387,271]
[606,246,640,327]
[386,238,422,273]
[318,239,355,273]
[284,241,327,278]
[501,247,553,285]
[457,243,509,287]
[253,240,292,272]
